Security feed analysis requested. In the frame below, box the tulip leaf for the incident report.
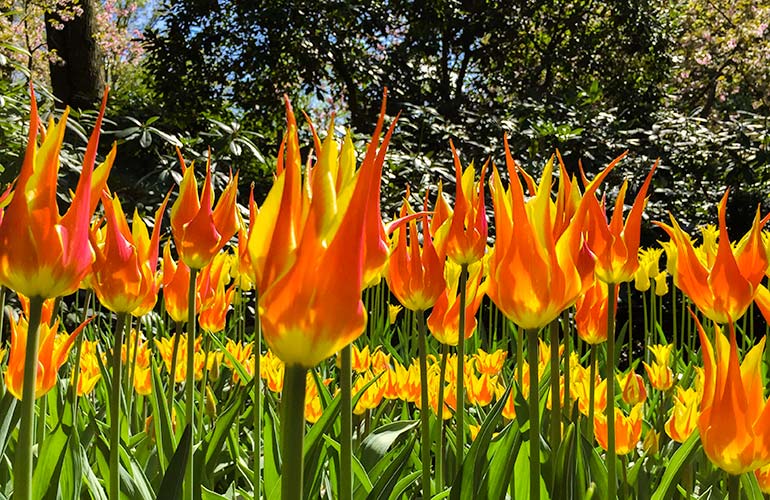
[581,435,608,500]
[552,423,581,500]
[81,445,108,500]
[0,391,19,458]
[650,431,700,500]
[388,470,421,499]
[321,434,374,494]
[450,385,511,499]
[359,420,419,471]
[263,404,281,499]
[366,434,417,500]
[741,472,763,500]
[149,356,175,470]
[484,420,521,500]
[157,424,192,500]
[31,421,70,499]
[204,381,250,474]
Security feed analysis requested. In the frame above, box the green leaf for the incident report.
[485,421,521,500]
[741,472,763,500]
[0,391,19,458]
[650,431,700,500]
[322,434,374,494]
[366,435,417,500]
[450,385,511,499]
[387,470,421,500]
[31,422,70,499]
[157,424,192,500]
[204,383,249,474]
[581,435,608,500]
[359,420,419,471]
[149,356,176,470]
[264,405,281,499]
[201,486,230,499]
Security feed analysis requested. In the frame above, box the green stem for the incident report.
[436,343,449,490]
[110,312,129,500]
[128,317,140,434]
[340,345,353,500]
[13,295,43,500]
[626,284,633,365]
[527,328,541,500]
[562,310,571,413]
[671,285,677,352]
[417,310,431,498]
[606,282,617,500]
[71,290,93,419]
[728,473,740,500]
[516,326,524,393]
[185,267,199,500]
[587,345,597,441]
[456,263,469,471]
[281,364,308,500]
[642,291,649,364]
[167,321,183,407]
[198,331,210,434]
[253,291,262,500]
[549,320,561,451]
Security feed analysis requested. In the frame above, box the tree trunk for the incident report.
[44,0,105,109]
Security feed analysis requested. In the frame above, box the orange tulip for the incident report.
[170,149,239,270]
[575,278,618,344]
[466,373,498,407]
[665,387,699,443]
[584,160,657,284]
[90,192,169,314]
[488,141,619,330]
[197,252,235,333]
[619,370,647,405]
[643,344,675,391]
[0,90,113,299]
[658,190,767,324]
[473,348,507,376]
[386,192,445,311]
[594,403,643,455]
[261,350,285,393]
[161,243,194,323]
[353,371,386,415]
[695,313,770,474]
[255,99,397,368]
[77,340,102,396]
[427,260,486,345]
[5,297,90,399]
[432,141,487,265]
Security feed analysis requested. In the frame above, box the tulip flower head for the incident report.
[658,190,767,324]
[594,403,643,455]
[575,277,618,344]
[170,149,239,271]
[427,260,487,345]
[665,387,699,443]
[695,313,770,474]
[432,141,487,265]
[254,97,397,368]
[5,297,90,399]
[386,192,445,311]
[90,192,169,314]
[0,89,113,299]
[585,160,658,284]
[619,370,647,405]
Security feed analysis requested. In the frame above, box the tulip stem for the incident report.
[13,295,44,500]
[417,310,431,498]
[71,289,93,420]
[340,344,353,500]
[562,310,571,413]
[167,321,183,406]
[185,267,199,500]
[549,320,561,451]
[455,263,468,472]
[516,326,524,394]
[606,282,617,500]
[436,343,449,490]
[253,291,262,500]
[281,364,308,500]
[527,328,540,500]
[110,312,129,500]
[728,473,740,500]
[587,345,597,441]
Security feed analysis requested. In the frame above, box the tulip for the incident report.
[427,260,486,345]
[665,387,699,443]
[594,403,643,456]
[387,192,445,312]
[695,313,770,475]
[619,370,647,405]
[658,190,767,324]
[473,348,507,376]
[161,243,194,323]
[643,344,675,391]
[755,464,770,494]
[4,298,88,399]
[575,278,617,345]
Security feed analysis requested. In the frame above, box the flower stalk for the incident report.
[281,364,308,500]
